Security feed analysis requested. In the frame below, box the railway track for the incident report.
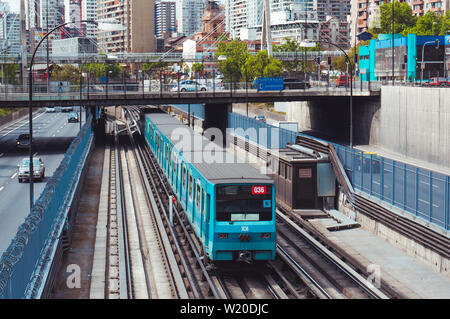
[98,122,190,299]
[275,209,390,299]
[109,110,392,300]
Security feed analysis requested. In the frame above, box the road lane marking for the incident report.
[11,172,17,179]
[0,153,3,157]
[1,111,47,137]
[0,186,4,192]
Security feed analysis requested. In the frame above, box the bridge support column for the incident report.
[203,103,232,147]
[88,105,106,146]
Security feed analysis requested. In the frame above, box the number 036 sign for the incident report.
[252,186,267,195]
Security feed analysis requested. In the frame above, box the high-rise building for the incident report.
[0,2,21,55]
[82,0,97,38]
[97,0,156,53]
[155,1,176,39]
[177,0,205,36]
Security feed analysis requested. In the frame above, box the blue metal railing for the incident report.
[228,112,450,231]
[0,116,93,299]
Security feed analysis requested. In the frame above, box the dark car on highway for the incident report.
[16,134,32,149]
[283,78,311,89]
[61,106,73,113]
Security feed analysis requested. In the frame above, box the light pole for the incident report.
[392,0,395,85]
[309,39,354,148]
[421,39,440,84]
[27,19,124,209]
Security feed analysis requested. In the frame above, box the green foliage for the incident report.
[403,11,450,36]
[244,50,282,79]
[370,1,416,34]
[192,62,204,74]
[51,64,81,84]
[0,64,20,84]
[215,40,249,81]
[81,63,124,80]
[142,62,169,73]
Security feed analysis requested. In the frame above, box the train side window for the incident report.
[202,190,206,215]
[182,165,186,188]
[196,182,201,209]
[173,153,177,173]
[287,165,292,181]
[280,162,285,178]
[188,174,193,199]
[206,194,210,222]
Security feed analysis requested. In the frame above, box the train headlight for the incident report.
[261,233,271,239]
[218,233,228,239]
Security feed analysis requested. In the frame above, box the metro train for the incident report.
[143,111,276,263]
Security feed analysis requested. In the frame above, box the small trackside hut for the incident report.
[267,144,337,212]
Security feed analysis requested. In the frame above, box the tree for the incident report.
[215,40,249,81]
[403,11,450,36]
[192,63,204,75]
[81,63,124,80]
[370,1,416,35]
[244,50,282,79]
[0,64,20,84]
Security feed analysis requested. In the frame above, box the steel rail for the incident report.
[277,209,389,299]
[114,124,133,299]
[138,137,223,299]
[126,133,189,299]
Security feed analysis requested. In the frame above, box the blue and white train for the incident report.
[143,112,276,262]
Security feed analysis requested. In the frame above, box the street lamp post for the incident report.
[421,39,440,84]
[27,19,123,209]
[308,39,354,148]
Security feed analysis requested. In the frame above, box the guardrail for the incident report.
[0,78,380,100]
[0,115,94,299]
[228,112,450,231]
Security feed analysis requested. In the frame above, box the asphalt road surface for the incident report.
[0,108,84,256]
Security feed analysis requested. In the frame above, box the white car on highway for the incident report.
[18,157,45,183]
[45,107,56,113]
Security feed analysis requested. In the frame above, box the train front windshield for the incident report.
[216,185,273,221]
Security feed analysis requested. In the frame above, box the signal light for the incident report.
[218,233,228,239]
[404,55,407,63]
[327,56,332,65]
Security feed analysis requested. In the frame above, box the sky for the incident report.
[5,0,19,13]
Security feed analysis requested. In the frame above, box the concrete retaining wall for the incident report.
[285,86,450,169]
[379,86,450,168]
[337,192,449,278]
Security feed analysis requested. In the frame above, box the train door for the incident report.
[194,181,202,234]
[188,173,194,222]
[204,193,210,247]
[295,164,316,208]
[181,164,187,210]
[200,189,205,238]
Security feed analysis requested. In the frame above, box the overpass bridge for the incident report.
[0,51,344,64]
[0,86,380,108]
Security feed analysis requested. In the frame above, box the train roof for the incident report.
[146,112,273,185]
[194,162,273,185]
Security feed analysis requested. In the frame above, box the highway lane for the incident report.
[0,109,84,256]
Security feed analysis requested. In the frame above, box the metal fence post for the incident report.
[415,167,419,216]
[390,159,393,204]
[429,171,433,222]
[380,157,384,200]
[445,176,449,230]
